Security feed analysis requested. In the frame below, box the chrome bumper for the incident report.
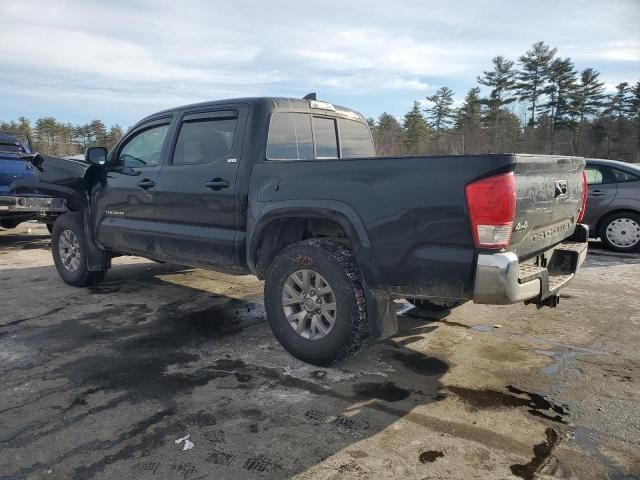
[0,195,67,213]
[473,226,588,305]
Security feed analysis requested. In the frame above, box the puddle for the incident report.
[388,351,448,376]
[510,428,559,480]
[448,385,568,424]
[352,381,410,402]
[419,450,444,463]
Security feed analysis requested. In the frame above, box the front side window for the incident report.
[313,117,338,159]
[117,124,169,168]
[267,113,313,160]
[172,118,236,165]
[338,119,375,158]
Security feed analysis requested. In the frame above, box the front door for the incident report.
[153,107,246,266]
[95,118,173,255]
[583,163,617,229]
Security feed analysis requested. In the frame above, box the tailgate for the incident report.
[509,154,585,259]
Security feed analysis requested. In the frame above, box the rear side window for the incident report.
[313,117,338,159]
[338,119,375,158]
[612,168,640,183]
[173,118,236,165]
[267,113,313,160]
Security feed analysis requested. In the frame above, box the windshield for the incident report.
[0,132,31,154]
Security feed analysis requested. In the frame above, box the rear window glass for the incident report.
[173,118,236,165]
[338,119,375,158]
[267,113,313,160]
[313,117,338,159]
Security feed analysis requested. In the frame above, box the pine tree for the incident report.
[403,101,430,154]
[477,56,516,149]
[374,113,404,156]
[455,87,483,153]
[515,41,557,126]
[631,81,640,161]
[424,87,455,134]
[541,57,579,152]
[573,68,606,154]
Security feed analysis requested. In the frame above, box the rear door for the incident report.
[509,155,585,258]
[95,117,173,254]
[153,106,247,266]
[583,163,617,228]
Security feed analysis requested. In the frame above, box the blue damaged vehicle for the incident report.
[0,132,66,230]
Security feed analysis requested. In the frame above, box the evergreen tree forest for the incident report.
[2,42,639,162]
[370,42,640,162]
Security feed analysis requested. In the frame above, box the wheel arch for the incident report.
[247,201,377,284]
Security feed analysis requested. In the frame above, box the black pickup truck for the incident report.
[13,96,589,365]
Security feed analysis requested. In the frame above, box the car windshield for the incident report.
[0,132,31,154]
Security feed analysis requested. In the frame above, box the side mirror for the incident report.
[85,146,108,165]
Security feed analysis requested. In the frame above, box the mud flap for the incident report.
[366,288,398,340]
[80,209,110,272]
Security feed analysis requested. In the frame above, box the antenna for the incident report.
[303,93,317,100]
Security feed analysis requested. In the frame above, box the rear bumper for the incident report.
[473,224,588,305]
[0,194,67,214]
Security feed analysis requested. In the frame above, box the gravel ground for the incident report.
[0,222,639,480]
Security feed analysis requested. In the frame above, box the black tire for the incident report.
[51,213,106,287]
[46,223,54,234]
[599,212,640,253]
[264,239,369,366]
[408,298,464,312]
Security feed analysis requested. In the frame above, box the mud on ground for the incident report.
[1,222,639,479]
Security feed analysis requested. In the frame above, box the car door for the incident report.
[153,106,247,266]
[95,117,174,255]
[583,163,617,228]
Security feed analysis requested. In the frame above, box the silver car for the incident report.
[584,159,640,252]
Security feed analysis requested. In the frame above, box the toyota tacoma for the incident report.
[13,96,589,365]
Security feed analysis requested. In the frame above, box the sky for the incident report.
[1,0,639,128]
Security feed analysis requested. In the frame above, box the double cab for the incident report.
[14,96,589,365]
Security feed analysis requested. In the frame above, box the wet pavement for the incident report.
[1,222,639,479]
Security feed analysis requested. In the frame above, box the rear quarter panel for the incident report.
[248,155,516,300]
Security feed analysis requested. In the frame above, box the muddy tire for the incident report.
[599,212,640,253]
[264,239,369,366]
[51,213,106,287]
[408,298,464,312]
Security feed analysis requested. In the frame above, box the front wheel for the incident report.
[264,239,369,366]
[51,213,106,286]
[600,212,640,252]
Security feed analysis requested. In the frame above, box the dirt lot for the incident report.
[1,222,639,480]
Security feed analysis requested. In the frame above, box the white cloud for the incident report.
[1,0,638,124]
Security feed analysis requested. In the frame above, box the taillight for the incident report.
[577,170,587,223]
[465,172,516,249]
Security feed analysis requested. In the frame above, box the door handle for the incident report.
[204,178,230,190]
[137,179,156,189]
[589,190,605,196]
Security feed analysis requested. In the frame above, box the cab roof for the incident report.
[143,97,366,123]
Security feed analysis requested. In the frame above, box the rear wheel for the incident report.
[51,213,106,286]
[600,212,640,252]
[264,239,369,366]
